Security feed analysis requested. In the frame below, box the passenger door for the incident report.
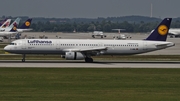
[56,41,60,50]
[143,42,147,50]
[21,40,26,49]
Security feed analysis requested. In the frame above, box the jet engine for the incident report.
[65,52,85,60]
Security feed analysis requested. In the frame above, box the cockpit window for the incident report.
[9,43,17,45]
[9,43,14,45]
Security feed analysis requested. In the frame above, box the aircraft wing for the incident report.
[62,47,107,52]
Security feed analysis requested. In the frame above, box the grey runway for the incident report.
[0,60,179,68]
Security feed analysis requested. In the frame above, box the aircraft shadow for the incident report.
[0,60,180,64]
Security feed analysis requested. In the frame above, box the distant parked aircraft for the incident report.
[112,29,131,40]
[0,18,32,32]
[151,28,180,38]
[168,28,180,38]
[17,18,33,32]
[92,31,106,38]
[0,24,18,36]
[0,18,21,32]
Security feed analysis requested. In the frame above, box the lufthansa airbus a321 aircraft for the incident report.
[4,18,174,62]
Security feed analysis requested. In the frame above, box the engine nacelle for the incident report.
[65,52,85,60]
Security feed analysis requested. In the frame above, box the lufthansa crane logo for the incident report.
[158,25,168,36]
[25,21,30,27]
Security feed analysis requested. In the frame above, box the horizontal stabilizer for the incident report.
[155,42,175,48]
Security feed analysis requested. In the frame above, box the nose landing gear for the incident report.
[22,54,26,62]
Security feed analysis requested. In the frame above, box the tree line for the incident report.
[30,20,180,33]
[2,15,180,33]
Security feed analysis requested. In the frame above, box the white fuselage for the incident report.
[168,28,180,35]
[0,32,18,36]
[0,28,32,33]
[4,39,174,55]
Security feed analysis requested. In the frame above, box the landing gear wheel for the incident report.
[92,35,95,38]
[22,59,25,62]
[22,54,26,62]
[85,58,93,63]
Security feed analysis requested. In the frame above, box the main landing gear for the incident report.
[22,54,26,62]
[85,57,93,63]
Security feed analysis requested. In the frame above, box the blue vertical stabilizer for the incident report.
[145,18,172,41]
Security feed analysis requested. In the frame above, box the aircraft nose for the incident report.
[4,45,10,51]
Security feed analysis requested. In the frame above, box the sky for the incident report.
[0,0,179,18]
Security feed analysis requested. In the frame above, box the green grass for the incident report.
[0,44,6,48]
[0,68,180,101]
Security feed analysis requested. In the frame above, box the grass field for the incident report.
[0,44,6,48]
[0,68,180,101]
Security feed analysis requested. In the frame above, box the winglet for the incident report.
[145,18,172,41]
[19,18,32,29]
